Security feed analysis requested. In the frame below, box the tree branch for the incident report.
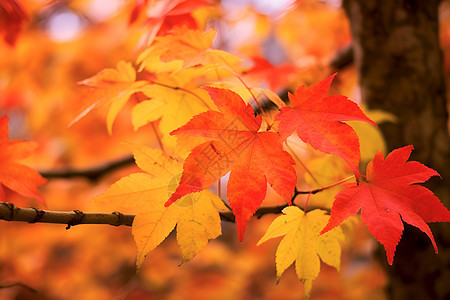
[1,174,347,227]
[0,283,37,293]
[39,156,135,181]
[330,44,354,70]
[0,202,134,227]
[0,202,328,227]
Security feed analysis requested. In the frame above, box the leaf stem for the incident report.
[304,192,312,214]
[293,175,355,198]
[152,81,212,109]
[235,75,272,129]
[151,122,165,153]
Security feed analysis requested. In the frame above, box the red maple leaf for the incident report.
[320,145,450,264]
[275,73,377,176]
[165,87,296,241]
[0,116,47,203]
[129,0,209,42]
[0,0,28,46]
[245,56,297,92]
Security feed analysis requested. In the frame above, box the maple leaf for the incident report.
[320,145,450,265]
[130,0,211,44]
[304,155,353,208]
[92,144,227,270]
[258,207,345,298]
[348,106,396,161]
[132,70,215,148]
[275,73,377,176]
[0,0,28,46]
[166,87,296,241]
[0,116,47,203]
[244,56,298,92]
[138,28,241,69]
[71,61,148,134]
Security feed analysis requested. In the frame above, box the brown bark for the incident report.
[343,0,450,299]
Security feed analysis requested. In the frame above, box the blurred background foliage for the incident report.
[1,0,449,299]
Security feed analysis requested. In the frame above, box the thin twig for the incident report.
[39,156,135,181]
[0,283,37,293]
[330,44,354,70]
[0,202,134,227]
[152,81,212,109]
[151,122,165,153]
[0,197,332,227]
[293,176,354,198]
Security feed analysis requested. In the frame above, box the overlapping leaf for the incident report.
[72,60,147,134]
[304,155,353,208]
[132,69,215,148]
[321,145,450,264]
[275,73,377,175]
[166,87,296,241]
[0,0,28,46]
[349,107,396,161]
[92,144,227,270]
[138,28,241,70]
[0,116,47,202]
[73,29,241,144]
[129,0,210,43]
[258,207,344,298]
[244,56,298,92]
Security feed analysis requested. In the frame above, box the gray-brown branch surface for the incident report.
[0,202,298,227]
[0,185,330,227]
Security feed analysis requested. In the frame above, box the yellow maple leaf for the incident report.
[131,70,215,149]
[92,144,227,270]
[138,28,241,69]
[71,60,147,134]
[257,206,345,298]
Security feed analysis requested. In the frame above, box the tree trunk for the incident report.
[342,0,450,299]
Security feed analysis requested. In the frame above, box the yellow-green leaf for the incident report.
[258,206,344,298]
[176,190,223,263]
[92,145,226,271]
[139,29,241,69]
[133,203,179,270]
[133,72,214,148]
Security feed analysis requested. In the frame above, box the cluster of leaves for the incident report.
[73,25,449,298]
[1,0,449,297]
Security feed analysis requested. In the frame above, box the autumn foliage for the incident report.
[0,116,46,202]
[1,0,449,299]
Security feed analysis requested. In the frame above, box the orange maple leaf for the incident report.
[0,116,47,203]
[165,87,296,241]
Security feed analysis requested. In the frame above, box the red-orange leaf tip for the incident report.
[0,116,47,203]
